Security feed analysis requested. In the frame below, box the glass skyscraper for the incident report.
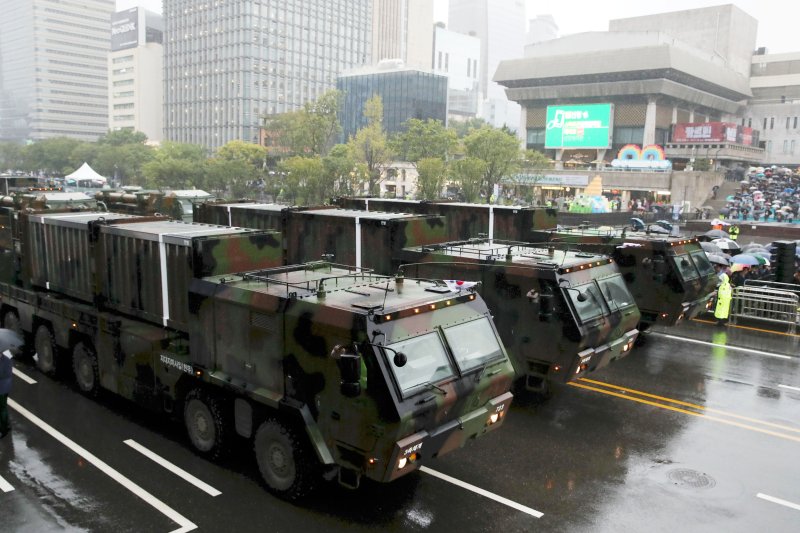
[337,65,448,142]
[163,0,371,150]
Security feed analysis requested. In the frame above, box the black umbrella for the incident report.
[0,328,23,353]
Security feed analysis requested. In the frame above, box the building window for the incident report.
[437,51,442,69]
[763,117,767,130]
[748,118,752,128]
[787,116,791,129]
[795,116,798,129]
[445,53,449,72]
[792,140,796,153]
[767,140,772,152]
[770,117,774,129]
[784,140,789,153]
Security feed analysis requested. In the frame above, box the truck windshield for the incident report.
[597,275,636,310]
[386,332,455,398]
[672,254,699,281]
[443,317,504,373]
[689,251,715,277]
[564,282,607,322]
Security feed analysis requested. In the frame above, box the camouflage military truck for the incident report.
[1,191,97,211]
[0,211,514,499]
[194,203,450,274]
[196,203,637,392]
[397,239,640,392]
[95,189,214,221]
[334,197,558,242]
[529,225,718,329]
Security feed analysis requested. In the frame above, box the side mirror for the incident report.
[577,292,588,302]
[331,345,361,398]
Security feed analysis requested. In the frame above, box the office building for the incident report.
[448,0,525,130]
[746,50,800,165]
[337,61,448,141]
[109,7,164,142]
[526,15,558,46]
[0,0,114,142]
[163,0,371,150]
[372,0,434,69]
[432,25,480,121]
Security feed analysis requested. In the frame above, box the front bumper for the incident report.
[558,329,639,383]
[379,391,514,482]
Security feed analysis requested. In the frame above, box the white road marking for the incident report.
[8,399,197,533]
[0,474,14,493]
[757,493,800,512]
[778,384,800,393]
[12,367,37,384]
[124,439,221,497]
[419,466,544,518]
[649,332,794,360]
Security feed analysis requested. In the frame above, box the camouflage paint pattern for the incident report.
[334,197,558,241]
[189,263,515,481]
[530,226,718,327]
[397,240,640,388]
[96,190,213,221]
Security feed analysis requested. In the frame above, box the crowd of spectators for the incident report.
[720,166,800,222]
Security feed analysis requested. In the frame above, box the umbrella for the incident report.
[731,254,760,266]
[711,238,741,251]
[706,253,729,266]
[700,242,723,254]
[730,263,748,272]
[704,229,729,239]
[0,328,23,353]
[725,195,736,201]
[709,218,730,226]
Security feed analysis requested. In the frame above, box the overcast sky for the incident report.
[118,0,796,54]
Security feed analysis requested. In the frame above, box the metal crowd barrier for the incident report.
[730,285,799,334]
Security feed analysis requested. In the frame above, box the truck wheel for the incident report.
[34,324,58,375]
[184,390,227,459]
[254,418,319,500]
[72,341,99,396]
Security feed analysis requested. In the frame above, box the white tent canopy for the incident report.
[65,162,107,183]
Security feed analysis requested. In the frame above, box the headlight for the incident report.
[398,457,408,470]
[489,413,500,425]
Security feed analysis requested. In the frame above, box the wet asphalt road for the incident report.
[1,318,798,533]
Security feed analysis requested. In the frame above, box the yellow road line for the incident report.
[568,382,800,444]
[691,317,800,338]
[578,378,800,434]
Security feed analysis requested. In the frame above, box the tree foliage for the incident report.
[265,89,342,157]
[450,157,486,203]
[391,118,456,163]
[347,95,392,195]
[449,117,489,138]
[462,126,522,203]
[278,156,327,205]
[416,158,448,201]
[22,137,86,175]
[142,142,207,190]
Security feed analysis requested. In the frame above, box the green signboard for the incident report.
[545,103,613,149]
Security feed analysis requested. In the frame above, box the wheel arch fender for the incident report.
[266,401,335,466]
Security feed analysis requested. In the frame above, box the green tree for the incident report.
[278,156,326,205]
[416,158,448,200]
[348,95,392,195]
[98,129,148,146]
[22,137,87,175]
[322,144,364,198]
[449,117,489,138]
[205,157,254,198]
[462,126,522,203]
[216,140,268,168]
[391,118,457,163]
[142,142,207,190]
[94,143,155,186]
[265,89,342,157]
[0,142,24,171]
[450,157,486,203]
[515,149,553,205]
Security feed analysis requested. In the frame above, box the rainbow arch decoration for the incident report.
[611,144,671,170]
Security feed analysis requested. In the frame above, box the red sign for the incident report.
[672,122,740,143]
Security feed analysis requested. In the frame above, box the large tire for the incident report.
[184,390,227,460]
[72,341,99,396]
[34,324,58,375]
[254,418,320,500]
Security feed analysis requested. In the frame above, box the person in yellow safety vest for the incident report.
[728,224,740,241]
[714,273,732,326]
